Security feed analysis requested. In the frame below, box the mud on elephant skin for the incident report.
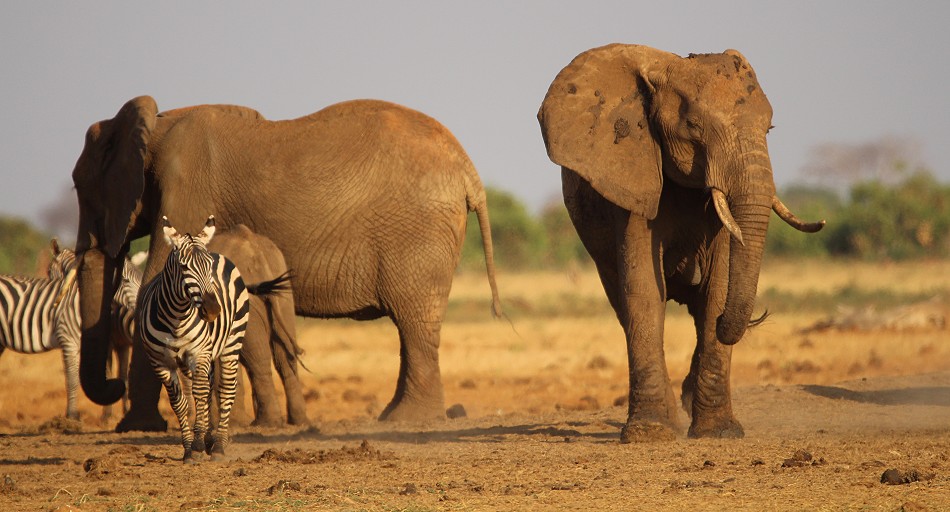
[70,96,502,432]
[207,224,310,427]
[538,44,824,441]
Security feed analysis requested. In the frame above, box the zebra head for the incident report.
[47,238,77,280]
[162,215,220,321]
[49,238,80,310]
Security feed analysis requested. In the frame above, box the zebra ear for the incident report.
[196,215,216,245]
[50,238,61,256]
[162,216,181,247]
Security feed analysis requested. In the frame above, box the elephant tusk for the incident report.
[52,267,78,309]
[772,196,826,233]
[711,188,745,246]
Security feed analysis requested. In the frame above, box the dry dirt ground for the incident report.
[1,260,948,511]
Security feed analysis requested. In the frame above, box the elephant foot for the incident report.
[378,399,445,422]
[115,409,168,433]
[287,405,311,427]
[229,409,253,428]
[688,416,745,439]
[620,420,678,443]
[250,415,285,428]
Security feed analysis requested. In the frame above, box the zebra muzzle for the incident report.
[198,291,221,323]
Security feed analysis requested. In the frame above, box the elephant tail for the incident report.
[469,192,503,319]
[271,304,313,375]
[269,297,310,376]
[246,270,293,297]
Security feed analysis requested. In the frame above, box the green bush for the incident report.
[0,216,54,276]
[767,171,950,260]
[538,201,590,268]
[828,171,950,259]
[461,187,546,270]
[766,184,842,258]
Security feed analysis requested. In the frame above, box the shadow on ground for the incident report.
[801,385,950,406]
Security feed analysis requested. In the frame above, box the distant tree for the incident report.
[538,200,591,268]
[460,187,545,270]
[828,170,950,260]
[801,136,923,190]
[766,184,841,257]
[0,216,53,276]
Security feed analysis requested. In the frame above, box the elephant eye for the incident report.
[686,117,703,135]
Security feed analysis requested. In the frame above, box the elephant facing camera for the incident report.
[539,44,825,441]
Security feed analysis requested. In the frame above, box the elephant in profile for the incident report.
[538,44,824,440]
[206,224,309,427]
[70,96,502,432]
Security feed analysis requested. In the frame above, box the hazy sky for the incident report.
[1,2,948,234]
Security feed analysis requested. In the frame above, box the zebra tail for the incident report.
[245,270,294,297]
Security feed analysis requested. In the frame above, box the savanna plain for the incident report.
[1,259,948,511]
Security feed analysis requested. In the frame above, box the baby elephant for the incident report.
[207,224,310,427]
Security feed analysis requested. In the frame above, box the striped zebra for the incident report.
[54,247,144,419]
[138,215,250,462]
[0,240,137,420]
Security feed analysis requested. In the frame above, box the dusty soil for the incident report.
[1,262,949,511]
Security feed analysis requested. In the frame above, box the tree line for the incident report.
[2,171,948,276]
[461,170,950,269]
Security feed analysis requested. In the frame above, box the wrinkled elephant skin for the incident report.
[539,44,823,440]
[71,98,503,432]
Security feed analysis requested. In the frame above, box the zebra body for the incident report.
[0,242,140,421]
[139,216,249,462]
[0,253,81,418]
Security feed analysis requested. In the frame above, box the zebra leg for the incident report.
[211,353,241,461]
[155,367,195,462]
[190,356,214,457]
[117,341,132,415]
[60,338,80,421]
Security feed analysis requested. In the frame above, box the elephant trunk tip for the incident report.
[715,309,770,346]
[715,314,746,345]
[81,377,126,406]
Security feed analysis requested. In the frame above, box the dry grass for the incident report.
[1,259,949,511]
[2,259,948,428]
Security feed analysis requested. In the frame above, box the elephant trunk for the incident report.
[78,249,126,405]
[715,144,775,345]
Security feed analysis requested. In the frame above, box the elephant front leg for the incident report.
[682,249,744,438]
[116,338,168,433]
[379,318,445,422]
[619,218,680,443]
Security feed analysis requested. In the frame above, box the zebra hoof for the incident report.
[191,439,207,455]
[182,450,196,464]
[211,452,226,462]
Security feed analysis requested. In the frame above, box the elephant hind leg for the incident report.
[378,317,446,422]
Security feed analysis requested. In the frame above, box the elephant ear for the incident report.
[74,96,157,258]
[538,44,673,219]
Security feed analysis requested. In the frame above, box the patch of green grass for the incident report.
[759,284,948,313]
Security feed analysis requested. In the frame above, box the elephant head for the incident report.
[71,96,157,405]
[539,44,822,345]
